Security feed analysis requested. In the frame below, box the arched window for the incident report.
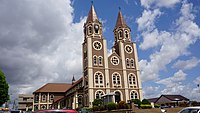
[42,94,46,102]
[112,72,121,87]
[50,94,54,102]
[130,91,138,100]
[119,30,123,38]
[99,56,103,66]
[130,59,135,68]
[94,24,99,34]
[35,95,39,102]
[94,72,104,87]
[128,74,136,87]
[125,30,129,39]
[95,90,104,99]
[88,26,92,34]
[93,55,97,65]
[126,58,130,68]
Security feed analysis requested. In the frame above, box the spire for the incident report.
[86,4,99,23]
[72,75,75,84]
[115,10,127,28]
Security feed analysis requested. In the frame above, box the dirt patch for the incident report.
[134,107,183,113]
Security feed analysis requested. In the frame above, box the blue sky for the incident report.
[71,0,200,100]
[0,0,199,102]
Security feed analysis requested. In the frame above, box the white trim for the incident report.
[88,25,93,36]
[133,43,143,100]
[130,58,135,68]
[93,41,102,50]
[125,45,133,54]
[128,73,137,88]
[114,90,123,102]
[103,39,110,93]
[130,90,139,100]
[95,90,105,99]
[94,71,104,87]
[110,56,120,65]
[112,72,121,87]
[119,42,129,102]
[98,56,103,66]
[126,58,130,68]
[93,55,98,66]
[87,38,92,67]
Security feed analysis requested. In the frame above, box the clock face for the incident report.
[93,41,102,50]
[125,45,133,53]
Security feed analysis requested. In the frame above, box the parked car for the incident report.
[178,106,200,113]
[33,109,78,113]
[10,110,23,113]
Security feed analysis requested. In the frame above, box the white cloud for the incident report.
[139,1,200,82]
[157,70,186,86]
[154,70,200,101]
[140,0,181,9]
[143,86,160,99]
[193,76,200,85]
[173,57,200,70]
[0,0,86,99]
[136,9,162,31]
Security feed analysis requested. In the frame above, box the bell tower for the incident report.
[112,10,143,101]
[82,4,109,107]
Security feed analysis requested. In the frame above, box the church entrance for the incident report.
[115,92,121,103]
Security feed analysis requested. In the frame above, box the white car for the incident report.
[178,107,200,113]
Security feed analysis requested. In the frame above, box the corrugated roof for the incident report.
[147,97,159,103]
[162,95,189,101]
[33,83,72,93]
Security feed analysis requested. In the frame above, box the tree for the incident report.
[142,99,151,105]
[0,69,9,106]
[132,99,141,107]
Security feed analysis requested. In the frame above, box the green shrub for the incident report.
[154,104,160,108]
[132,99,141,108]
[142,99,151,104]
[117,101,126,109]
[140,104,152,109]
[107,102,117,110]
[92,99,103,106]
[99,105,105,110]
[117,101,129,109]
[124,103,129,109]
[93,105,99,111]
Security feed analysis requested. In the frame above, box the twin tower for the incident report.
[82,5,143,106]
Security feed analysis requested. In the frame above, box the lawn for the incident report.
[134,107,184,113]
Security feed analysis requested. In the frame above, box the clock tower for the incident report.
[82,4,109,106]
[82,5,143,107]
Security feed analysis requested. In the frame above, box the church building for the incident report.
[32,4,143,110]
[81,4,143,107]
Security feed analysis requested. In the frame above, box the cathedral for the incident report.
[81,4,143,106]
[33,4,143,110]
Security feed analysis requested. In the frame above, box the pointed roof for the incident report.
[72,75,75,82]
[86,4,98,23]
[115,10,127,28]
